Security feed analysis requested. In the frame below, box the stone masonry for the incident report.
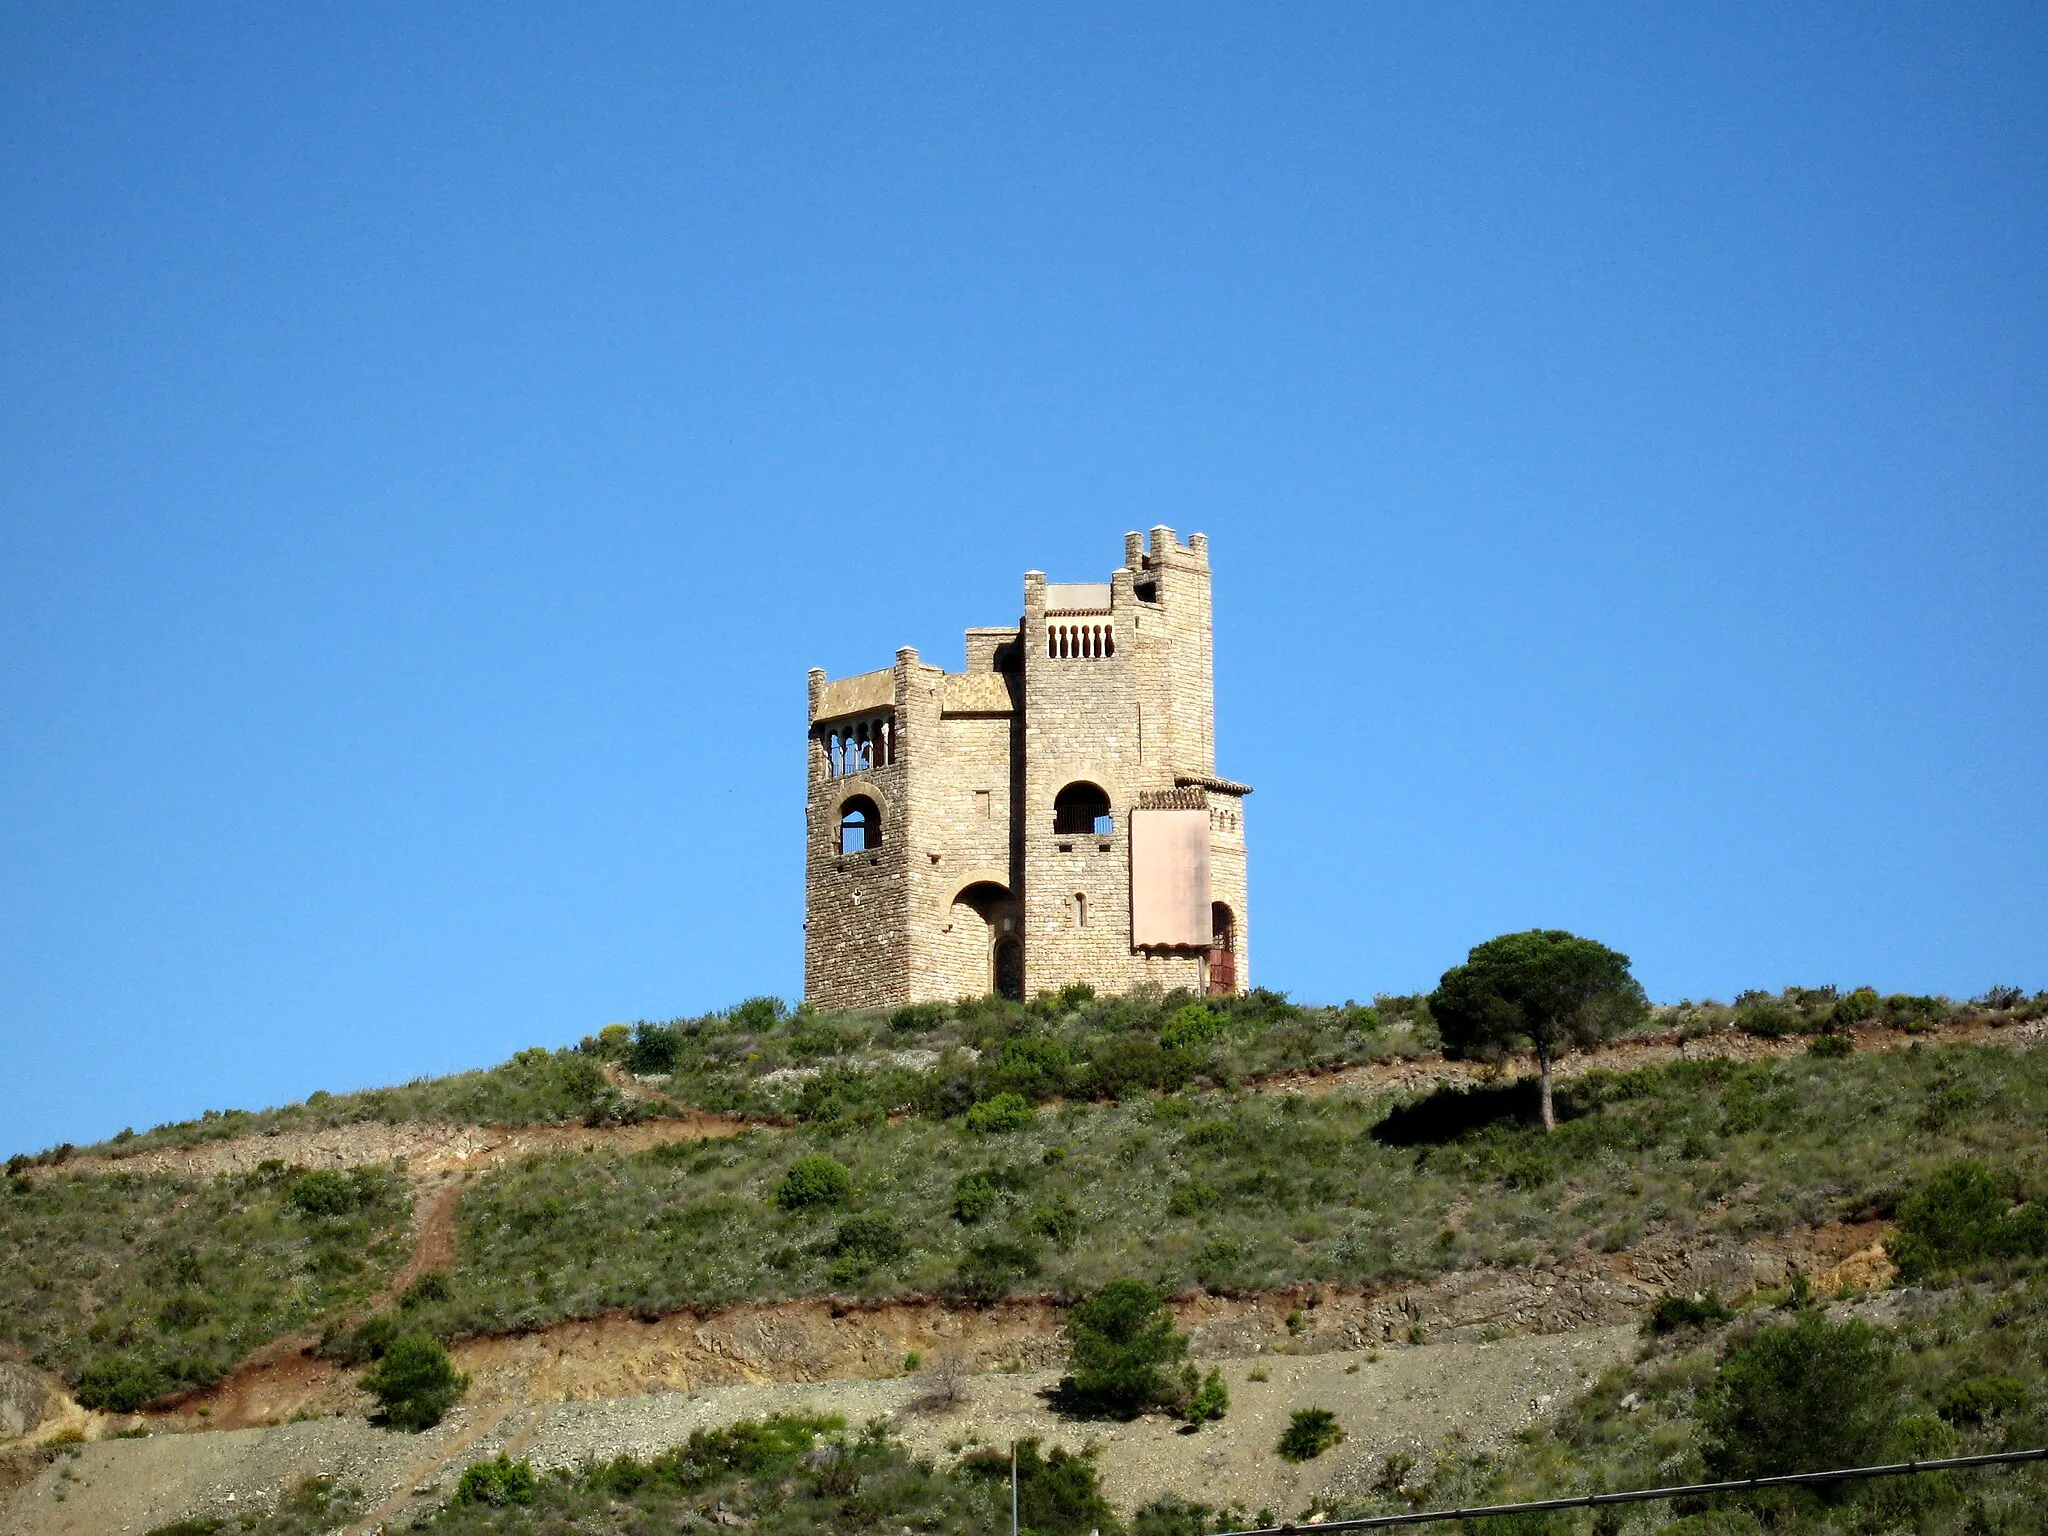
[805,529,1249,1010]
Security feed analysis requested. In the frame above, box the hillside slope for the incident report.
[4,986,2047,1535]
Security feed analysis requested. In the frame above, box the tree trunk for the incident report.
[1538,1051,1556,1133]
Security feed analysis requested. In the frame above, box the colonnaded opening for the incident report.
[838,795,881,854]
[1052,781,1113,836]
[1046,621,1113,659]
[824,714,895,777]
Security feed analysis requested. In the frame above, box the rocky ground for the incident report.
[0,1325,1638,1536]
[0,1219,1895,1534]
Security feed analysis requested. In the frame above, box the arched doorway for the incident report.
[994,935,1024,1001]
[950,880,1022,1001]
[1206,902,1236,996]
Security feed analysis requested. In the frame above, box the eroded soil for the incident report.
[2,1326,1641,1536]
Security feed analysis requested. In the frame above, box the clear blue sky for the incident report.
[3,5,2043,1155]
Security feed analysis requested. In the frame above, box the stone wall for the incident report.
[804,660,913,1011]
[805,530,1248,1009]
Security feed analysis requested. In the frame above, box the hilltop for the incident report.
[3,983,2046,1535]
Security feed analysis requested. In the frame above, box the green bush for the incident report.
[889,1002,948,1034]
[964,1092,1035,1133]
[1160,1004,1226,1052]
[626,1022,685,1075]
[1735,1002,1800,1039]
[1083,1038,1192,1099]
[358,1333,468,1431]
[74,1355,166,1412]
[454,1455,536,1506]
[951,1172,1000,1224]
[1650,1291,1733,1334]
[617,1412,836,1493]
[1184,1366,1230,1426]
[957,1438,1115,1536]
[827,1213,906,1271]
[1886,994,1950,1026]
[400,1271,450,1309]
[1806,1032,1853,1059]
[1028,1194,1083,1247]
[286,1170,361,1217]
[772,1155,852,1211]
[1277,1406,1344,1461]
[1652,1516,1761,1536]
[989,1037,1074,1102]
[324,1312,400,1365]
[1130,1497,1237,1536]
[1888,1161,2048,1281]
[1063,1277,1189,1415]
[1936,1373,2028,1425]
[949,1236,1042,1301]
[1192,1236,1241,1289]
[728,997,789,1032]
[1699,1311,1896,1479]
[1829,989,1882,1028]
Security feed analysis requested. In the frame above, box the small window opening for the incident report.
[1052,781,1113,836]
[1073,892,1087,928]
[839,795,881,854]
[973,789,991,818]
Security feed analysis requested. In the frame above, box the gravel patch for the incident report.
[0,1329,1634,1534]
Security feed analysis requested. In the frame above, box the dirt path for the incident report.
[36,1109,752,1187]
[40,1016,2038,1191]
[1260,1015,2045,1098]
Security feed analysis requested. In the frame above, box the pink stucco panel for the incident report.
[1129,809,1212,947]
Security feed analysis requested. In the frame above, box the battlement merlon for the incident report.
[1126,525,1209,567]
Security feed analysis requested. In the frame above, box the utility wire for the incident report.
[1212,1447,2048,1534]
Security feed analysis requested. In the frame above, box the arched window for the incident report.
[839,795,881,854]
[1073,892,1088,927]
[1053,781,1113,836]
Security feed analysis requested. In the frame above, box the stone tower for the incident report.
[804,529,1249,1010]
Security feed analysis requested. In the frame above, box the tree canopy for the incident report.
[1062,1277,1188,1416]
[1428,929,1647,1130]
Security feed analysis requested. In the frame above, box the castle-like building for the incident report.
[805,528,1249,1010]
